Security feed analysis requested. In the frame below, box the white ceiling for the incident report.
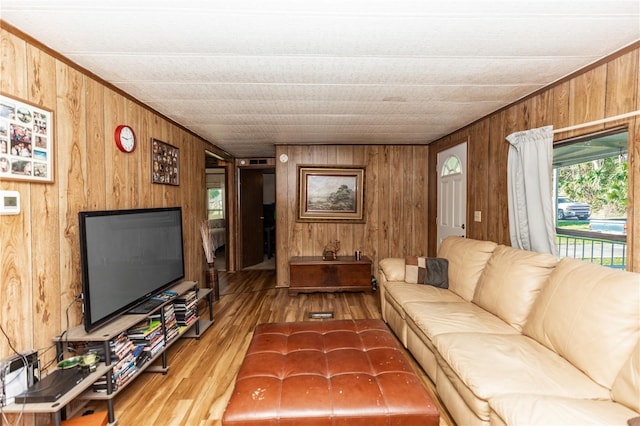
[1,1,639,158]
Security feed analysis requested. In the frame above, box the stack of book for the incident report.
[152,290,178,303]
[173,290,198,329]
[89,332,137,392]
[158,304,179,342]
[127,319,164,358]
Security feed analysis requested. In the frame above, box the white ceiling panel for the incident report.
[1,0,639,157]
[71,55,594,85]
[115,83,539,104]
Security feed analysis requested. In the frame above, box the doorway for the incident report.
[436,142,468,251]
[239,167,275,269]
[205,152,229,270]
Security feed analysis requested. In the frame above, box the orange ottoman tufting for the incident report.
[222,319,439,426]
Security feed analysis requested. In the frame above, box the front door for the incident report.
[437,142,467,251]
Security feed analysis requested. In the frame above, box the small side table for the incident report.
[288,255,373,295]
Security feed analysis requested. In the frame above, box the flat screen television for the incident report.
[78,206,185,332]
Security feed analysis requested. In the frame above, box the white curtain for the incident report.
[506,125,557,255]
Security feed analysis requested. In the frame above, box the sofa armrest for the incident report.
[379,258,406,283]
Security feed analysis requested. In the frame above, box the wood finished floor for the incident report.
[106,270,453,425]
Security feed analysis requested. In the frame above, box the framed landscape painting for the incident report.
[297,165,365,222]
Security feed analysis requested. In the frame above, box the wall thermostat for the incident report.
[0,190,20,215]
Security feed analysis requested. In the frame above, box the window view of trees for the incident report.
[208,188,224,219]
[557,154,628,218]
[554,130,628,225]
[553,130,628,270]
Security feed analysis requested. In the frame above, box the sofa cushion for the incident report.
[489,394,640,426]
[523,257,640,388]
[472,245,557,331]
[612,341,640,412]
[436,237,497,301]
[403,301,518,342]
[385,282,465,310]
[433,333,611,422]
[383,282,466,346]
[405,318,441,380]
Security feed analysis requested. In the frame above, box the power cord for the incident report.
[0,294,82,425]
[0,323,28,426]
[57,294,83,363]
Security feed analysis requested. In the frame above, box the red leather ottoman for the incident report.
[222,319,439,426]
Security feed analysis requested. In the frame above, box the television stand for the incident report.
[44,280,213,425]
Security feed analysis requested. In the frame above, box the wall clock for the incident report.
[114,125,137,153]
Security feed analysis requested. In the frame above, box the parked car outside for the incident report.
[557,197,591,220]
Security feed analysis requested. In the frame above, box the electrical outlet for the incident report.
[474,211,482,222]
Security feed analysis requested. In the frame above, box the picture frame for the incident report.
[297,165,366,222]
[0,94,54,183]
[151,138,180,185]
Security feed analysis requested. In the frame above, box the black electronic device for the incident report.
[0,351,39,406]
[78,207,185,332]
[126,297,165,314]
[14,368,86,404]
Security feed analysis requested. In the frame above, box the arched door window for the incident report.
[437,143,467,250]
[441,155,461,176]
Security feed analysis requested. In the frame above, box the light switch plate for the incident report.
[474,211,481,222]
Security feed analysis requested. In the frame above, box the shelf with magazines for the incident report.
[180,287,214,339]
[52,280,211,424]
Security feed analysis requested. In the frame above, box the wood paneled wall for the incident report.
[2,25,638,378]
[275,145,429,287]
[427,43,640,271]
[0,28,212,365]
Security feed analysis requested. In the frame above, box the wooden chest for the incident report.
[288,255,372,295]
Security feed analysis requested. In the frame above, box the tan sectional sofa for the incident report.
[379,236,640,426]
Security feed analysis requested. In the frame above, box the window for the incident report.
[206,167,225,220]
[207,188,224,220]
[553,129,628,269]
[441,155,461,176]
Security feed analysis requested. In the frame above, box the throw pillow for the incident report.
[405,256,426,284]
[425,257,449,288]
[404,256,449,288]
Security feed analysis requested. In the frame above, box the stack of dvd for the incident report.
[127,319,164,358]
[155,304,179,342]
[90,332,137,393]
[173,290,198,329]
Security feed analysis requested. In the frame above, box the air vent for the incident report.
[238,158,275,167]
[308,311,334,319]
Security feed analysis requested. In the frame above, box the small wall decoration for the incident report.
[297,165,365,222]
[0,94,54,183]
[151,138,180,185]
